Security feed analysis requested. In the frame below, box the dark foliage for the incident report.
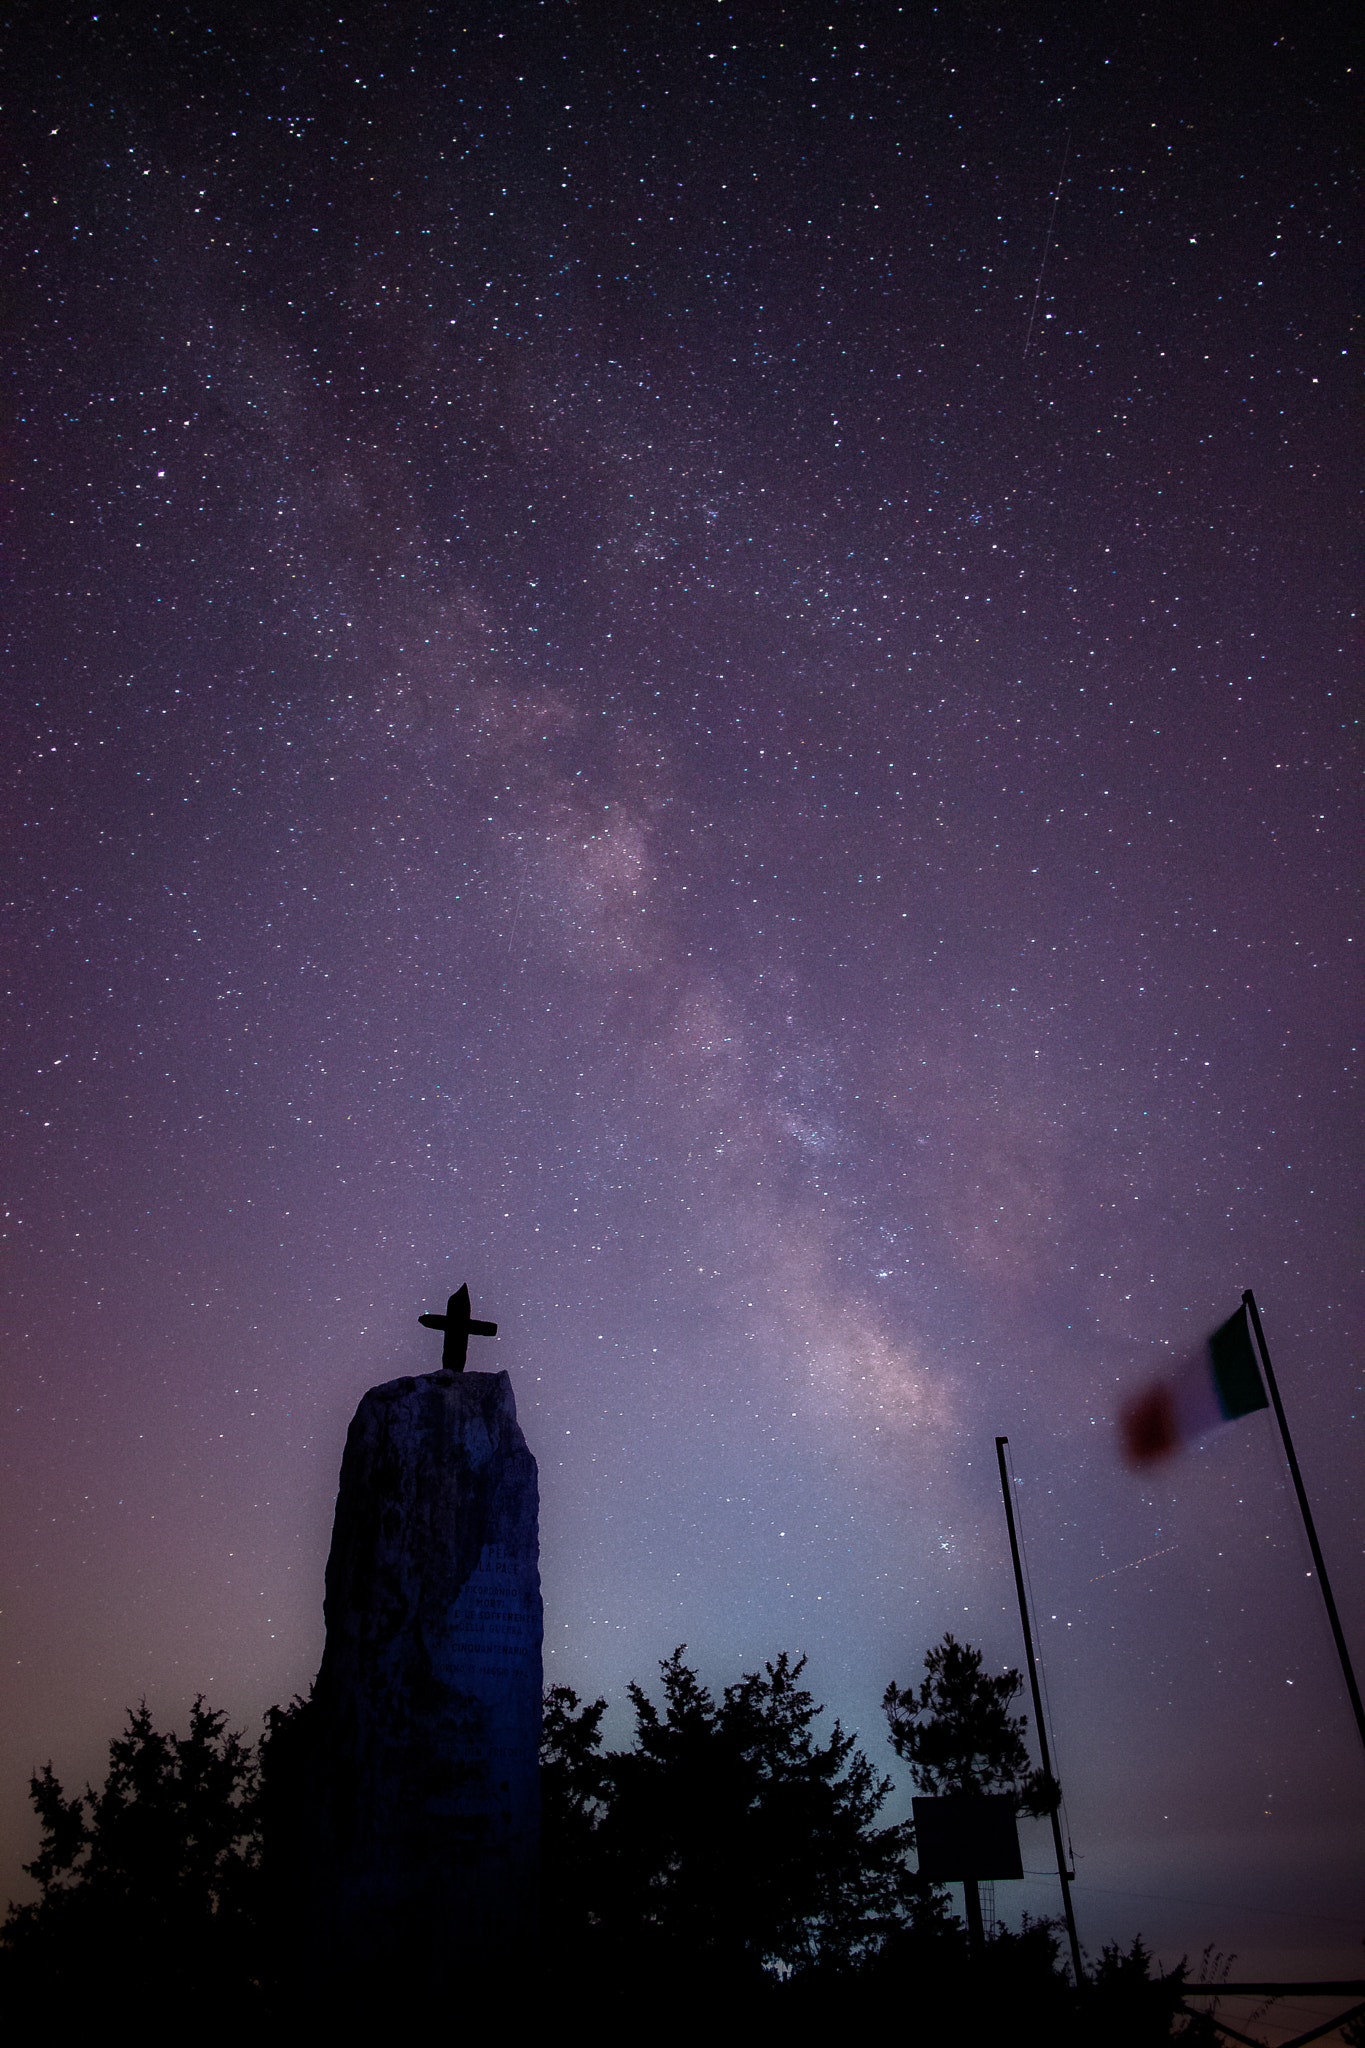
[1,1700,263,2018]
[255,1694,319,1869]
[842,1918,1205,2041]
[2,1646,1212,2039]
[1079,1935,1213,2045]
[849,1911,1077,2033]
[541,1680,610,1955]
[884,1631,1060,1816]
[542,1647,943,2009]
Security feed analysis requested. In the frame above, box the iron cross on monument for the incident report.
[418,1283,498,1373]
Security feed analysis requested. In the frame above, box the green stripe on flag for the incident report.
[1208,1307,1268,1421]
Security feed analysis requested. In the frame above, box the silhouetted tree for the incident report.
[849,1911,1074,2033]
[855,1915,1211,2040]
[882,1632,1057,1814]
[542,1648,933,2008]
[883,1632,1059,1952]
[1080,1936,1211,2045]
[0,1659,1229,2040]
[1,1700,262,2018]
[540,1682,610,1957]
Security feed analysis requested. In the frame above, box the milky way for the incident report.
[4,4,1360,1999]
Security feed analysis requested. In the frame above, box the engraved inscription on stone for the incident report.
[446,1543,541,1782]
[454,1546,539,1647]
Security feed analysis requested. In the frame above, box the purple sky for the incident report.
[4,2,1361,2007]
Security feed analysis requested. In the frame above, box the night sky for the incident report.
[4,0,1361,2006]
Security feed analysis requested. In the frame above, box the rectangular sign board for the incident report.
[912,1794,1023,1881]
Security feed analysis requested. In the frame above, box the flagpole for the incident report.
[1243,1290,1365,1758]
[995,1436,1085,1985]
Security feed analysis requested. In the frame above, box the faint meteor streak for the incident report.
[1023,128,1072,360]
[1088,1544,1180,1585]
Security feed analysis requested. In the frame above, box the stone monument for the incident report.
[302,1286,541,1988]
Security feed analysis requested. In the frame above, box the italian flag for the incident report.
[1121,1304,1269,1466]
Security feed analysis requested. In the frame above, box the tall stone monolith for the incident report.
[303,1367,541,1986]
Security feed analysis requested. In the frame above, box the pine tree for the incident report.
[882,1632,1057,1814]
[542,1648,923,2005]
[1,1700,262,2016]
[883,1633,1058,1950]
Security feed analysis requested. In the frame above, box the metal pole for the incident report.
[995,1435,1085,1985]
[1242,1291,1365,1758]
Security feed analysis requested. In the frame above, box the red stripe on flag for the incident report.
[1121,1382,1179,1467]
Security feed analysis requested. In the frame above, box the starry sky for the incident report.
[4,0,1361,2002]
